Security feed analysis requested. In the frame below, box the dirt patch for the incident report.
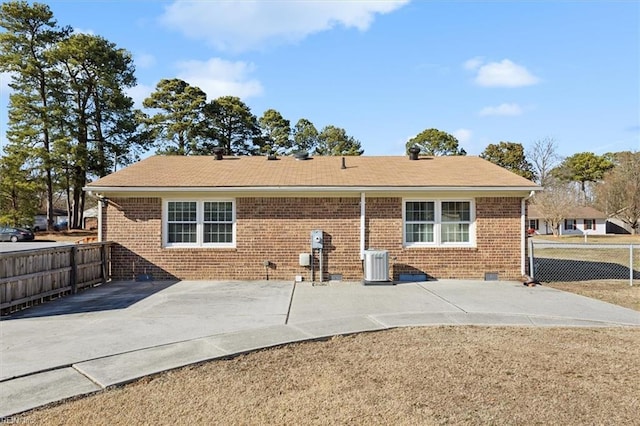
[35,230,97,243]
[17,327,640,425]
[545,280,640,311]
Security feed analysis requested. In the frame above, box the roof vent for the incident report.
[212,147,224,160]
[267,153,278,161]
[408,146,420,161]
[293,151,309,161]
[341,157,346,169]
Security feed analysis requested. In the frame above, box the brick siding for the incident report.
[104,196,524,281]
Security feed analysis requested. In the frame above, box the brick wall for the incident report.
[104,195,524,281]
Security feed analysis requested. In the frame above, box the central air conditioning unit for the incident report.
[364,249,390,284]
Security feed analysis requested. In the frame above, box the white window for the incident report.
[528,219,539,230]
[403,200,474,247]
[583,219,595,230]
[564,219,576,231]
[164,199,235,248]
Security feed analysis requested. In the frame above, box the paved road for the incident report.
[1,279,639,418]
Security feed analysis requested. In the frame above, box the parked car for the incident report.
[54,221,68,231]
[0,226,35,242]
[32,216,48,231]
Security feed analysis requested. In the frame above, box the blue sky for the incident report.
[1,0,639,158]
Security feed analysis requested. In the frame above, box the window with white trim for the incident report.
[167,201,198,243]
[405,201,435,243]
[404,200,474,246]
[564,219,576,231]
[164,200,235,247]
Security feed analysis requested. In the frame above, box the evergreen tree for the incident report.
[141,78,207,156]
[201,96,260,155]
[480,141,536,180]
[0,0,71,230]
[406,128,466,156]
[316,125,364,156]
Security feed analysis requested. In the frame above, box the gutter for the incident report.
[84,185,541,193]
[360,192,366,260]
[521,190,536,275]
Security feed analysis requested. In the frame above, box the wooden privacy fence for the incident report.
[0,242,112,314]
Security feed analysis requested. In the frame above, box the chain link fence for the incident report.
[529,240,639,286]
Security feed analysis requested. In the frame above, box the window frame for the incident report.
[528,219,539,230]
[403,199,476,247]
[166,200,198,245]
[564,219,576,231]
[583,219,596,231]
[163,199,236,248]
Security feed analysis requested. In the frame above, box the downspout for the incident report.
[360,192,366,261]
[521,191,535,275]
[97,194,103,242]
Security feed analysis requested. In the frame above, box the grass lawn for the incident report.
[534,234,640,244]
[545,280,640,311]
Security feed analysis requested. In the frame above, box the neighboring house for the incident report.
[527,204,608,236]
[84,154,540,282]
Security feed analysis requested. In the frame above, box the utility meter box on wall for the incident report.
[311,229,323,249]
[299,253,311,266]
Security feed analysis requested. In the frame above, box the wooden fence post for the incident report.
[70,246,78,294]
[101,243,108,285]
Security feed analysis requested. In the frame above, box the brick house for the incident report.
[84,154,540,282]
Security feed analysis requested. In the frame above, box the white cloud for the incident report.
[478,103,523,116]
[453,128,472,144]
[73,27,95,35]
[159,0,409,52]
[466,58,539,88]
[175,58,263,100]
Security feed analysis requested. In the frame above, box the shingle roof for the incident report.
[86,155,539,190]
[528,204,607,219]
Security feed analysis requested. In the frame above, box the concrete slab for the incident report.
[0,280,294,380]
[287,281,462,324]
[0,368,100,418]
[528,316,627,327]
[292,316,386,339]
[418,280,640,326]
[73,338,229,388]
[373,312,463,327]
[208,325,312,355]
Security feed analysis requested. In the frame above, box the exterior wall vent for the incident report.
[484,272,499,281]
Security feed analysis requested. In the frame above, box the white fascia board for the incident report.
[84,185,541,194]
